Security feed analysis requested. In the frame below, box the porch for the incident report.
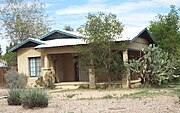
[39,45,142,88]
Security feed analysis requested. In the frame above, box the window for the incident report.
[29,57,41,77]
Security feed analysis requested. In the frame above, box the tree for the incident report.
[0,0,51,66]
[63,25,74,31]
[149,5,180,57]
[3,43,17,66]
[129,44,177,87]
[0,0,51,44]
[77,12,128,88]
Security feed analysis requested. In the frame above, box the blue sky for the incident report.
[1,0,180,54]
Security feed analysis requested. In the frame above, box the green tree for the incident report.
[77,12,128,88]
[149,5,180,57]
[0,0,51,44]
[0,0,51,66]
[3,43,17,66]
[129,44,177,87]
[63,25,74,31]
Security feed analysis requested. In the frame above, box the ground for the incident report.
[0,85,179,113]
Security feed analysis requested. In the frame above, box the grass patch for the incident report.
[121,90,157,99]
[101,94,114,99]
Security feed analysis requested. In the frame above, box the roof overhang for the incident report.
[9,38,44,52]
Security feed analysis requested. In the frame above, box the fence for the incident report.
[0,67,8,87]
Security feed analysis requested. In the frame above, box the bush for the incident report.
[5,69,28,89]
[7,89,22,105]
[20,88,49,108]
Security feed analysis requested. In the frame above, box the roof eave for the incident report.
[8,38,44,53]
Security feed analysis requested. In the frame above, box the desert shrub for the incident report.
[7,89,22,105]
[5,69,28,89]
[20,88,49,108]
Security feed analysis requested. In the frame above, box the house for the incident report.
[9,28,155,87]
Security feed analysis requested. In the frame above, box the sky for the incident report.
[0,0,180,54]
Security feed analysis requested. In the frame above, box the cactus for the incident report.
[129,44,178,86]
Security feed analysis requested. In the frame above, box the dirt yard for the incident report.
[0,88,179,113]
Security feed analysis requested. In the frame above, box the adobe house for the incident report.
[9,28,155,88]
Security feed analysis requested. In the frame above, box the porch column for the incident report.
[89,69,96,89]
[122,50,130,88]
[42,54,51,77]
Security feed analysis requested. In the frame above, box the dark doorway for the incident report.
[74,56,79,81]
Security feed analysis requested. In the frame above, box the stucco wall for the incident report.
[17,47,41,86]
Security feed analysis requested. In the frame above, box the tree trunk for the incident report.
[89,69,96,89]
[107,74,112,88]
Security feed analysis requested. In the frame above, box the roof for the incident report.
[9,38,44,52]
[9,27,155,51]
[35,38,86,49]
[39,30,82,40]
[36,27,155,49]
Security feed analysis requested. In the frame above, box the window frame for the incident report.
[29,57,41,77]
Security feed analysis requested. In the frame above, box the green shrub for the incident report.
[20,88,49,108]
[7,89,22,105]
[5,69,28,89]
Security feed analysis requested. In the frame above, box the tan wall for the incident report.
[17,47,41,87]
[17,47,41,76]
[128,37,149,50]
[42,46,74,54]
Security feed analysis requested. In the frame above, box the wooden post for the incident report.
[89,69,96,89]
[122,50,130,88]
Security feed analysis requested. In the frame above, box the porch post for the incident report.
[42,54,51,77]
[89,69,96,89]
[122,50,130,88]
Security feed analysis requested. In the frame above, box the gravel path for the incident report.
[0,88,179,113]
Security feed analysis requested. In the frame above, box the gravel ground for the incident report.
[0,88,179,113]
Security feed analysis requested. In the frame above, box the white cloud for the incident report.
[55,0,180,28]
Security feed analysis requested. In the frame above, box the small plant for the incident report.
[36,70,56,89]
[7,89,22,105]
[5,69,28,89]
[102,94,114,99]
[20,88,49,108]
[65,94,76,99]
[35,76,45,86]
